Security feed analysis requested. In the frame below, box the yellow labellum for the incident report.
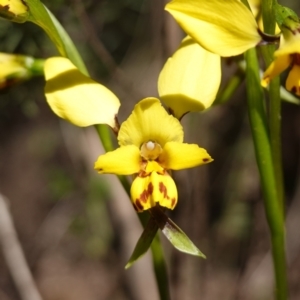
[131,171,177,212]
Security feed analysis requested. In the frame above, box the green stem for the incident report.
[245,48,287,300]
[269,68,284,213]
[261,0,284,214]
[150,235,170,300]
[214,67,244,105]
[95,124,115,153]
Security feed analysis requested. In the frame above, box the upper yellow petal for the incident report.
[118,98,183,148]
[286,64,300,96]
[261,55,291,87]
[44,57,120,128]
[158,36,221,119]
[94,145,140,175]
[166,0,261,57]
[159,141,213,170]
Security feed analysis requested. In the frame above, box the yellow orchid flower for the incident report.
[261,28,300,95]
[94,98,213,212]
[43,57,213,212]
[158,36,221,119]
[165,0,261,57]
[44,57,120,129]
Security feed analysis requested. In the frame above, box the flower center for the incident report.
[140,141,162,160]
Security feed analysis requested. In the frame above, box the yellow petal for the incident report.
[166,0,261,57]
[44,57,120,128]
[159,141,213,170]
[151,172,178,210]
[261,55,291,87]
[118,98,183,148]
[130,171,178,212]
[0,0,29,22]
[158,36,221,119]
[286,64,300,96]
[248,0,260,18]
[145,160,164,174]
[94,145,140,175]
[0,53,27,79]
[275,32,300,57]
[131,175,156,212]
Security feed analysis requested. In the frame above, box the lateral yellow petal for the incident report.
[94,145,140,175]
[166,0,261,56]
[151,172,178,210]
[159,141,213,170]
[44,57,120,128]
[261,55,291,87]
[286,64,300,96]
[158,36,221,119]
[118,98,183,147]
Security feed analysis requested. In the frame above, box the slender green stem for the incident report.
[95,124,115,153]
[245,48,287,300]
[150,235,170,300]
[268,67,284,213]
[261,0,284,214]
[214,67,244,105]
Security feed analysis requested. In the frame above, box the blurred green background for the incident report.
[0,0,300,299]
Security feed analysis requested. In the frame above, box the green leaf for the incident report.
[150,206,206,258]
[125,216,159,269]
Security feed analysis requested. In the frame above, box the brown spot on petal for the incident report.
[202,158,210,162]
[159,182,168,199]
[132,203,138,212]
[140,190,148,203]
[135,199,144,211]
[171,198,176,208]
[291,86,297,94]
[293,54,300,65]
[140,182,153,203]
[148,182,154,194]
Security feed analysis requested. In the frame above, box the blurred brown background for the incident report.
[1,0,300,299]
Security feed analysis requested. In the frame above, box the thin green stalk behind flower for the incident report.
[245,48,287,300]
